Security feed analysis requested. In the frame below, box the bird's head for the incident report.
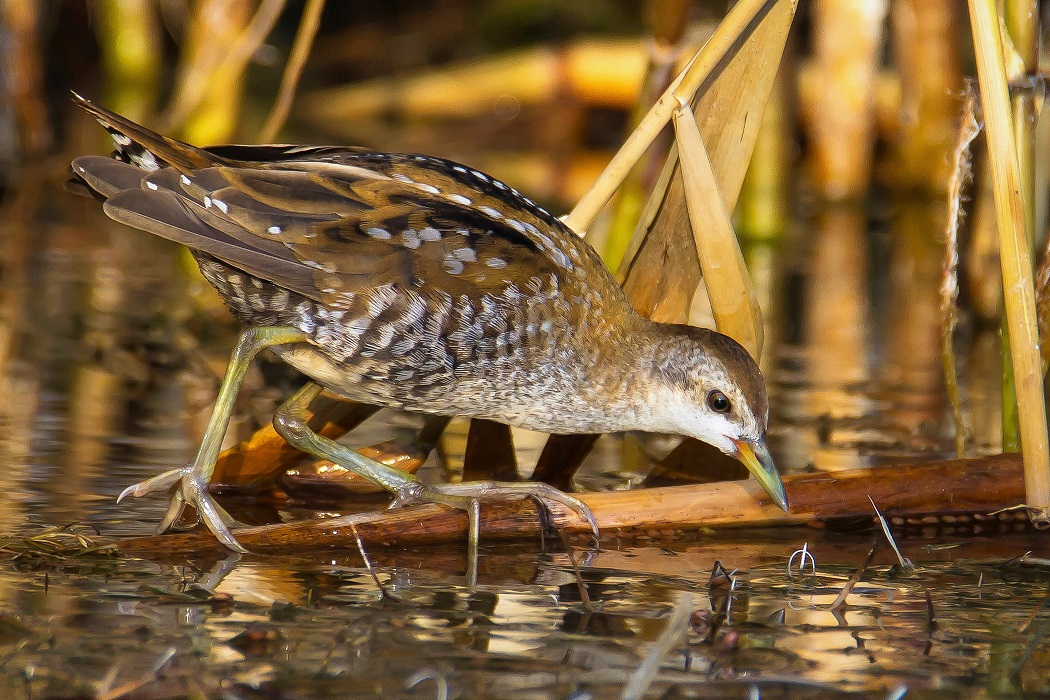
[644,324,788,512]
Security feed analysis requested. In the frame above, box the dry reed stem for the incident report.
[801,0,888,199]
[941,86,980,458]
[258,0,326,142]
[563,0,791,235]
[673,102,763,355]
[968,0,1050,524]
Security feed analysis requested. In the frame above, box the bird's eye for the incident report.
[707,390,731,413]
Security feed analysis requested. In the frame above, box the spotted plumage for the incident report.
[70,93,787,520]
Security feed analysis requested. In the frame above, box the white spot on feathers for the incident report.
[444,256,465,275]
[453,247,476,262]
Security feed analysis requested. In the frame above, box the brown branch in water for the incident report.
[257,0,326,142]
[116,454,1028,555]
[941,84,981,458]
[830,540,880,611]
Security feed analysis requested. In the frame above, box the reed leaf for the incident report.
[673,102,762,356]
[615,0,795,328]
[564,0,796,237]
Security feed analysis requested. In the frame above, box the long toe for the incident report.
[181,474,248,553]
[421,481,600,542]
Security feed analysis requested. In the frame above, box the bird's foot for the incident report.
[391,480,600,544]
[117,465,246,553]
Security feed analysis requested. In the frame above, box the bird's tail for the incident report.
[71,92,225,172]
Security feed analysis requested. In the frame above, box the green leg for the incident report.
[272,385,600,559]
[118,326,307,552]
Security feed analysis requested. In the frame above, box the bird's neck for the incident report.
[577,313,685,434]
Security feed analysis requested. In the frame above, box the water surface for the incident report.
[0,184,1045,698]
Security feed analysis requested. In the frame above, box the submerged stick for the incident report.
[968,0,1050,525]
[118,454,1028,555]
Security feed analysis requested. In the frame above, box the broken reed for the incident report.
[564,0,789,235]
[941,87,980,458]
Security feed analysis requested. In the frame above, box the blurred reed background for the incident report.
[0,0,1049,529]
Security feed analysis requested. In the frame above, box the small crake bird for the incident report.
[70,94,788,552]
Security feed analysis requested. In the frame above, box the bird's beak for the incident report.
[731,436,788,512]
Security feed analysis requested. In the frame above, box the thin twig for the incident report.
[869,497,914,571]
[558,528,594,611]
[164,0,289,132]
[787,542,817,580]
[349,522,387,597]
[258,0,326,142]
[95,647,176,700]
[1018,584,1050,633]
[829,541,880,611]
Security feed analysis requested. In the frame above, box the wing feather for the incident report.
[101,188,320,300]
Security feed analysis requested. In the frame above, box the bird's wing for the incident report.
[167,162,583,307]
[70,94,600,311]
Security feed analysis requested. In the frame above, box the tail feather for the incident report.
[69,103,320,303]
[71,92,224,172]
[71,155,146,198]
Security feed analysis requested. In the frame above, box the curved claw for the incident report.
[116,467,187,503]
[525,484,600,545]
